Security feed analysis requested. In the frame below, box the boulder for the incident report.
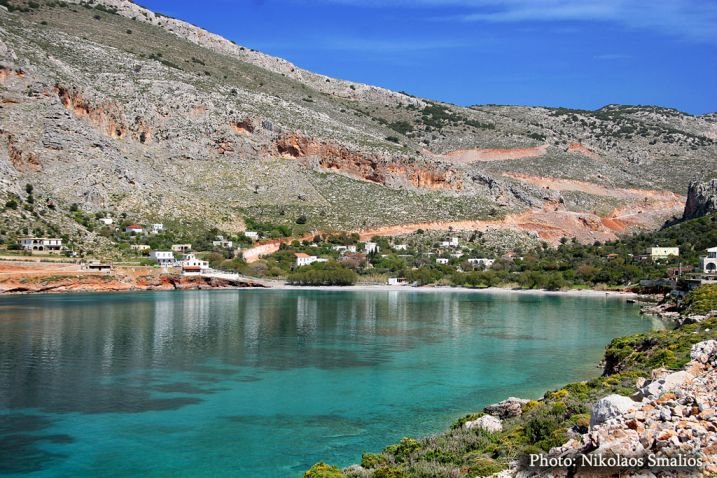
[590,394,638,427]
[690,340,717,367]
[639,370,694,399]
[589,426,646,458]
[464,414,503,433]
[484,397,530,419]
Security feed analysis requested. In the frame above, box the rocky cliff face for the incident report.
[683,179,717,220]
[0,0,713,251]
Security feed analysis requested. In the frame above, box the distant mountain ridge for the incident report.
[0,0,715,254]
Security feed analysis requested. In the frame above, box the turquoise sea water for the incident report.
[0,290,662,477]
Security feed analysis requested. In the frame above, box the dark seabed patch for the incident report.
[153,382,217,394]
[0,414,73,474]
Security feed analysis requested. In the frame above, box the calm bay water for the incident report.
[0,290,662,477]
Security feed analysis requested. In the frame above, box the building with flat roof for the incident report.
[18,238,63,254]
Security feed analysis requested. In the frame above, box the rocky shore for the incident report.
[0,272,266,294]
[496,340,717,477]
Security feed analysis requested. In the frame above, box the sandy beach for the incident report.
[255,283,640,299]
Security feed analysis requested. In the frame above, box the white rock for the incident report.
[484,397,530,419]
[590,394,638,427]
[690,340,717,366]
[464,414,503,433]
[641,370,694,398]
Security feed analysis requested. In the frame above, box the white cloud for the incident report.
[309,0,717,44]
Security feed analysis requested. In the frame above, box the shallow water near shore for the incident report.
[0,290,662,477]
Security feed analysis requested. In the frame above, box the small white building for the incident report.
[332,245,348,253]
[295,253,318,267]
[213,237,234,249]
[364,242,379,254]
[451,251,464,259]
[18,238,63,254]
[440,237,460,248]
[388,277,408,286]
[700,247,717,274]
[99,217,114,226]
[130,244,151,252]
[393,244,408,251]
[468,258,495,268]
[125,224,143,234]
[244,231,259,240]
[180,254,210,275]
[436,258,449,265]
[151,223,164,234]
[171,244,192,253]
[347,245,357,253]
[150,251,175,266]
[649,246,679,260]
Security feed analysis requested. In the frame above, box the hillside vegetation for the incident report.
[0,0,714,256]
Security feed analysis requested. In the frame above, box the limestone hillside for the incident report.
[1,0,715,250]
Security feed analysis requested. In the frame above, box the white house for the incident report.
[364,242,379,254]
[295,253,318,267]
[436,258,449,265]
[244,231,259,240]
[180,254,210,275]
[347,245,357,253]
[451,251,464,259]
[440,237,460,248]
[125,224,143,234]
[99,217,113,226]
[387,277,408,286]
[649,246,679,260]
[700,247,717,274]
[130,244,150,252]
[332,245,348,253]
[151,223,164,234]
[393,244,408,251]
[150,251,175,266]
[18,238,63,254]
[171,244,192,253]
[468,258,495,268]
[212,237,234,249]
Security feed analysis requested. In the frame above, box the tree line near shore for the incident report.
[222,212,717,290]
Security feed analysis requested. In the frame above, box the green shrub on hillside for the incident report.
[303,462,344,478]
[683,284,717,316]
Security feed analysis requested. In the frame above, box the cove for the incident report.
[0,290,663,477]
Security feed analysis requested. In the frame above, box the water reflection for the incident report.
[0,291,655,413]
[0,290,661,477]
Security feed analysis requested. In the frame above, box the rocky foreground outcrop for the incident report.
[501,341,717,477]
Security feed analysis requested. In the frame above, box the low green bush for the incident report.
[303,462,344,478]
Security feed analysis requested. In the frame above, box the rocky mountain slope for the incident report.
[0,0,715,252]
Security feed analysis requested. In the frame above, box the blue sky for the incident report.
[138,0,717,114]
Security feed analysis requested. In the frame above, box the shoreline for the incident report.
[0,279,640,299]
[268,283,639,298]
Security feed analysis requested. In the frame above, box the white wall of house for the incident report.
[701,247,717,274]
[364,242,379,254]
[151,251,175,265]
